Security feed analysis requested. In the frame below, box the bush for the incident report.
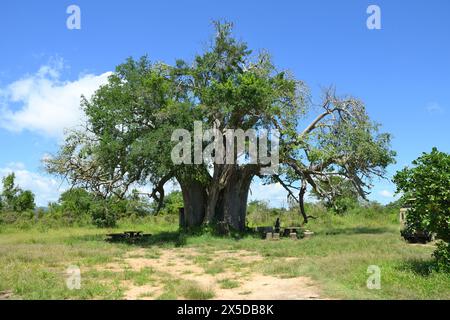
[394,148,450,270]
[45,188,153,228]
[433,242,450,273]
[151,191,183,215]
[331,196,359,215]
[14,191,36,212]
[90,200,118,228]
[45,188,95,226]
[0,210,35,228]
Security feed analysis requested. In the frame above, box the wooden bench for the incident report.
[282,227,301,237]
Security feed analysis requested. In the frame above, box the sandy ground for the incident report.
[0,291,14,300]
[100,247,323,300]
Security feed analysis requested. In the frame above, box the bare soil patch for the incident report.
[0,290,15,300]
[96,247,323,300]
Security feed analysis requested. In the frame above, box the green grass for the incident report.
[124,267,156,286]
[218,279,240,289]
[204,264,225,275]
[0,208,448,300]
[155,275,215,300]
[178,281,215,299]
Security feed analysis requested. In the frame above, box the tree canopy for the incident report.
[0,173,36,212]
[46,22,395,231]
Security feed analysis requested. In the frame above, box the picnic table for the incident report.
[283,226,301,233]
[124,231,143,238]
[106,231,151,242]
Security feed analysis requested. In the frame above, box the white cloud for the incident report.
[426,102,445,115]
[379,189,393,198]
[0,162,66,207]
[249,181,289,208]
[0,60,111,138]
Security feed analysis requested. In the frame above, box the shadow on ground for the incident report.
[321,226,393,236]
[397,259,437,276]
[101,227,261,248]
[103,231,188,248]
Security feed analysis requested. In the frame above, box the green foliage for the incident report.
[14,191,36,213]
[1,173,18,207]
[433,242,450,273]
[394,148,450,271]
[332,196,359,215]
[47,188,153,228]
[246,200,289,226]
[246,200,395,230]
[45,188,94,226]
[247,200,270,215]
[89,200,118,228]
[57,188,93,216]
[93,195,152,227]
[0,173,36,213]
[394,148,450,242]
[151,191,183,215]
[384,198,404,211]
[311,177,360,214]
[44,21,395,231]
[1,207,448,300]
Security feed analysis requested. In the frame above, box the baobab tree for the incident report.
[46,22,395,231]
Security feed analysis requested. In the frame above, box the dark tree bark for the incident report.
[177,167,255,232]
[299,180,308,224]
[179,180,207,229]
[221,167,255,231]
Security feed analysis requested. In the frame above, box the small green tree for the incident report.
[51,187,153,227]
[14,190,35,212]
[55,188,95,223]
[1,173,36,212]
[151,190,183,215]
[1,173,19,209]
[394,148,450,271]
[89,201,115,228]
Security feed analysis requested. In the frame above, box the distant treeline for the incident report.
[0,172,185,228]
[0,171,400,230]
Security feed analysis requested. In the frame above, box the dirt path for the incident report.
[0,291,15,300]
[100,247,323,300]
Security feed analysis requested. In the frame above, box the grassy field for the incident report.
[0,208,448,300]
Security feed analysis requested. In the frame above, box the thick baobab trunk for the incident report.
[205,169,221,223]
[221,168,254,231]
[179,180,207,229]
[178,167,255,233]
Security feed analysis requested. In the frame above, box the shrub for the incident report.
[433,242,450,273]
[46,188,152,228]
[14,191,36,212]
[394,148,450,271]
[90,200,118,228]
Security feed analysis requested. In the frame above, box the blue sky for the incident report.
[0,0,449,206]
